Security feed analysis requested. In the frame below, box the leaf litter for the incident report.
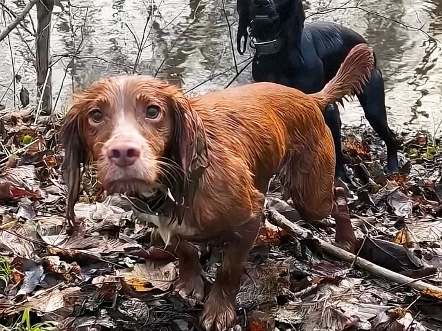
[0,108,440,330]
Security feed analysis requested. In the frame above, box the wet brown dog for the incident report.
[60,44,373,331]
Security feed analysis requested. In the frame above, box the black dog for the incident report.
[236,0,399,181]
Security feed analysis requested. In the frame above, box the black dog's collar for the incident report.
[251,36,283,55]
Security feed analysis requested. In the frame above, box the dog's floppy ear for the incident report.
[165,86,209,182]
[60,99,88,223]
[285,0,305,52]
[237,0,250,54]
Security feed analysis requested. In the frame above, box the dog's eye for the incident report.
[145,106,160,120]
[89,109,103,123]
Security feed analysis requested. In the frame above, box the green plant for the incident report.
[424,145,441,159]
[21,135,32,145]
[0,258,12,291]
[0,308,59,331]
[406,147,419,159]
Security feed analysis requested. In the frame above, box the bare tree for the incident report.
[36,0,54,117]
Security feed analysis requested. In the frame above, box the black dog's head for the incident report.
[236,0,305,55]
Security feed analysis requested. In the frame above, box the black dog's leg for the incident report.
[357,68,399,173]
[323,103,347,182]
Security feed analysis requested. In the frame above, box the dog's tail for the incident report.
[311,43,374,109]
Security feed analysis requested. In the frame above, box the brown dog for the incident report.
[60,44,374,331]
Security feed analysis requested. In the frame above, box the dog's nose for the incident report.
[107,142,141,167]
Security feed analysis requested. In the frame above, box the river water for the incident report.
[1,0,442,135]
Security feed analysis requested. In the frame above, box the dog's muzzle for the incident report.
[249,0,284,55]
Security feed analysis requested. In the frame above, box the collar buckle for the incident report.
[251,36,282,55]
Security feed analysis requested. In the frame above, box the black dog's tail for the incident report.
[311,43,374,110]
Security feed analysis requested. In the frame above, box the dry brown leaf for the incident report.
[43,154,58,168]
[422,287,442,300]
[344,139,370,158]
[388,190,412,218]
[387,173,409,189]
[0,223,36,259]
[405,219,442,242]
[371,308,426,331]
[256,220,287,246]
[36,216,68,246]
[25,287,66,313]
[394,228,409,245]
[117,261,176,292]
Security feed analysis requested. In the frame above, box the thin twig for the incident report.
[34,67,51,124]
[67,0,76,94]
[308,1,441,45]
[153,7,195,77]
[135,10,153,73]
[53,5,89,111]
[0,139,40,165]
[127,11,152,74]
[125,0,162,73]
[0,0,39,42]
[2,9,17,108]
[184,56,252,94]
[222,0,238,74]
[0,62,25,105]
[0,2,35,36]
[0,3,36,62]
[306,0,354,19]
[224,57,253,88]
[51,54,133,71]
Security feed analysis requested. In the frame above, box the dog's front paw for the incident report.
[200,293,236,331]
[174,274,204,306]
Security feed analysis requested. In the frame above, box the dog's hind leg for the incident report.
[281,142,335,221]
[280,138,357,252]
[330,186,357,252]
[357,68,399,173]
[323,102,348,182]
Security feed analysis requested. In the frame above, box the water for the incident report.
[1,0,442,135]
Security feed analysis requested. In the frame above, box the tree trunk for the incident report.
[36,0,54,115]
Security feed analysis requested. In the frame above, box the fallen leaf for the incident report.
[26,287,71,314]
[0,165,44,200]
[0,223,36,259]
[371,308,426,331]
[36,216,69,246]
[14,258,44,297]
[388,190,413,218]
[118,261,176,292]
[256,220,287,246]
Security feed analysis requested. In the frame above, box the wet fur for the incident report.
[60,44,373,331]
[61,80,209,226]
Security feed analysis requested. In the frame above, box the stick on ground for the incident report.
[267,207,442,299]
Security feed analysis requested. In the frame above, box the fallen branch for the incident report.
[0,0,39,43]
[267,207,442,300]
